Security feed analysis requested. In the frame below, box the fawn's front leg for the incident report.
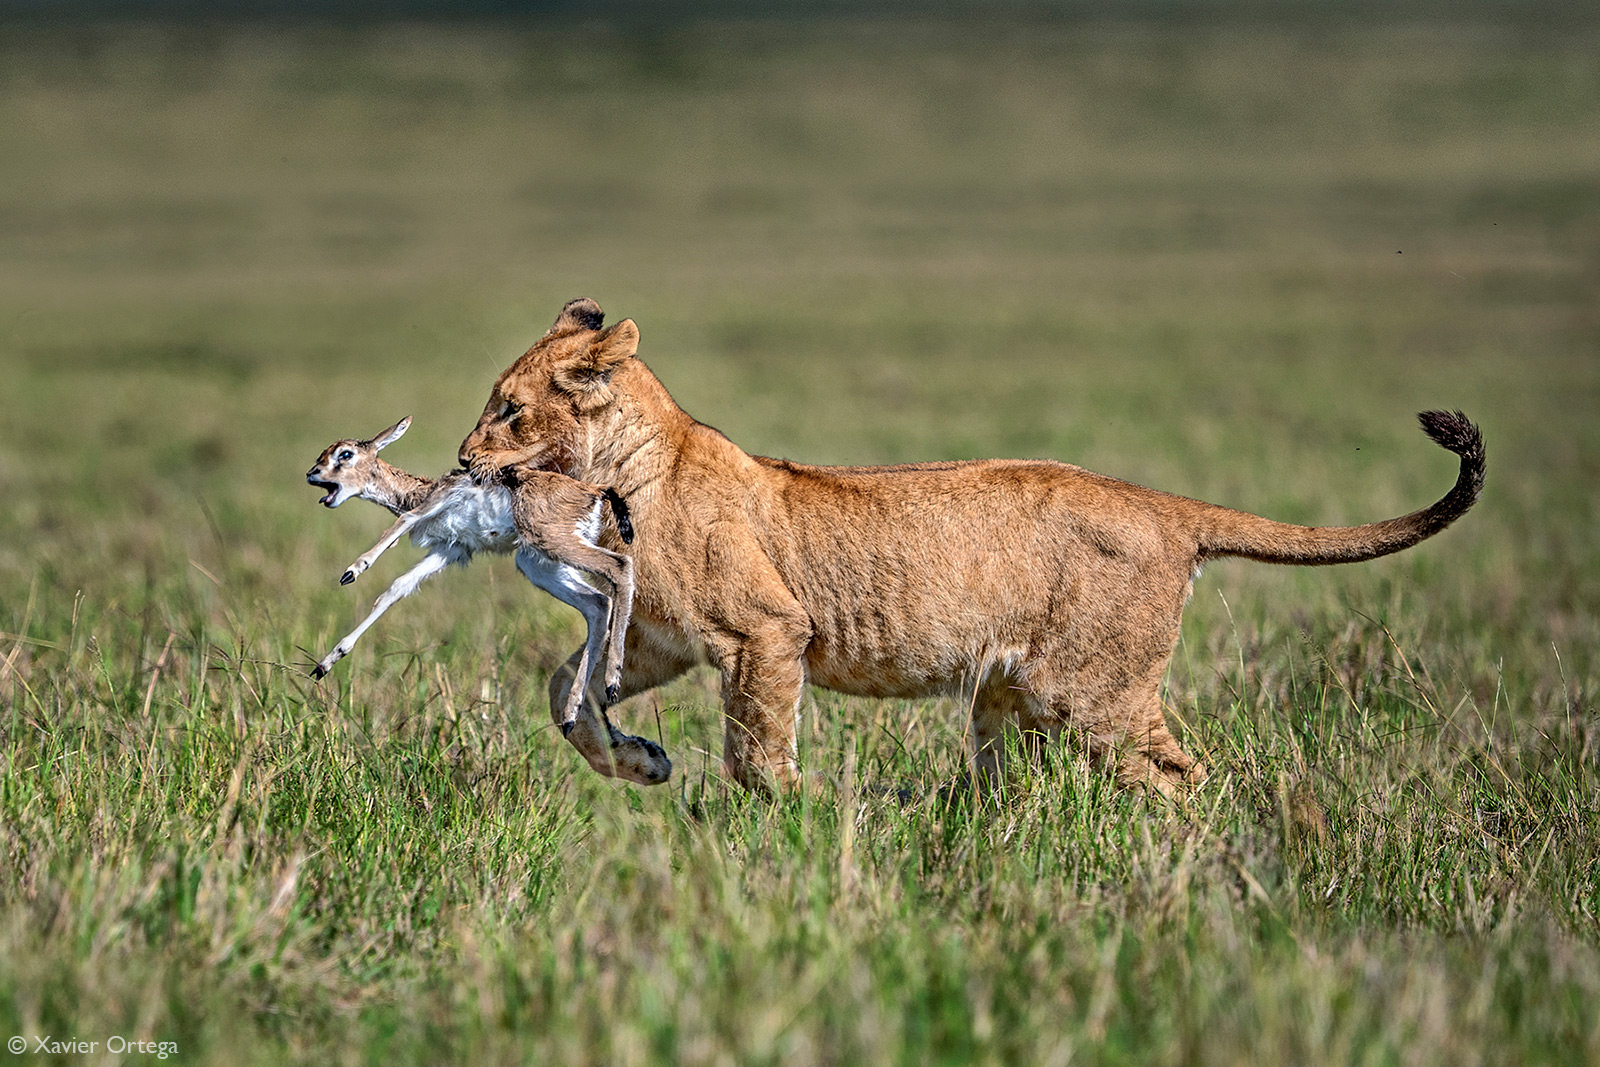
[313,551,451,679]
[339,498,447,585]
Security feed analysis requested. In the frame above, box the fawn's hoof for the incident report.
[339,570,357,586]
[311,663,328,680]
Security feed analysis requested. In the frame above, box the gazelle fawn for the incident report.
[304,416,636,728]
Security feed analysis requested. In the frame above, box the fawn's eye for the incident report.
[338,450,354,462]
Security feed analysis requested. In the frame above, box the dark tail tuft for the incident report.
[604,487,634,543]
[1417,409,1485,514]
[1418,409,1483,461]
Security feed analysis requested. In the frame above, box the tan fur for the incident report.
[460,298,1485,795]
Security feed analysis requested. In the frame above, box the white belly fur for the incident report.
[410,483,516,558]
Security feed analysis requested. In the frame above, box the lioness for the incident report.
[460,298,1484,795]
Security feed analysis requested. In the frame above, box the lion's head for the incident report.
[459,297,640,481]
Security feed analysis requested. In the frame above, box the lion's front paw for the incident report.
[612,734,672,786]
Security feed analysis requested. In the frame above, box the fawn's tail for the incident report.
[603,487,635,544]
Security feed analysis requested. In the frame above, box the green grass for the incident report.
[2,16,1599,1064]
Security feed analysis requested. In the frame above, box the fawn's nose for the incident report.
[305,468,319,482]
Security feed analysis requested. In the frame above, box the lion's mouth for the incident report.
[466,460,504,487]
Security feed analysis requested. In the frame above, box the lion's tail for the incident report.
[1195,410,1485,566]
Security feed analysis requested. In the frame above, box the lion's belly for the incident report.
[803,645,985,700]
[798,581,1034,701]
[763,471,1184,700]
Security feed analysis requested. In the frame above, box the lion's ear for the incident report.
[592,318,638,368]
[551,318,639,401]
[548,297,605,335]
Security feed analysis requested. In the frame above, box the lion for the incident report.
[459,297,1485,795]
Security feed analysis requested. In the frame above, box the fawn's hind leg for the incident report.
[517,517,635,705]
[513,548,611,726]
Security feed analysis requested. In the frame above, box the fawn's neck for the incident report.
[361,459,435,515]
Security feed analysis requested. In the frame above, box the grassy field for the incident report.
[2,15,1599,1064]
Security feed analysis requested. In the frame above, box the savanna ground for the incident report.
[1,12,1598,1064]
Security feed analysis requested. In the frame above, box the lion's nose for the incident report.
[458,450,473,471]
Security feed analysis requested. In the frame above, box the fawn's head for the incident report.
[306,416,411,507]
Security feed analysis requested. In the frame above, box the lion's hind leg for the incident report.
[967,670,1037,795]
[1033,680,1200,796]
[1009,645,1202,797]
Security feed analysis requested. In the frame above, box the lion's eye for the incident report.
[499,400,518,421]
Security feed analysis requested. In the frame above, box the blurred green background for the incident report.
[3,8,1596,679]
[2,7,1599,1063]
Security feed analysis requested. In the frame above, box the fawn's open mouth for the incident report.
[307,477,341,507]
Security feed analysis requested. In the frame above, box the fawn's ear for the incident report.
[548,297,605,335]
[551,319,638,401]
[371,416,411,451]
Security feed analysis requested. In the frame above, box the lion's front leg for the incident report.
[713,613,813,795]
[547,619,694,786]
[696,533,815,795]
